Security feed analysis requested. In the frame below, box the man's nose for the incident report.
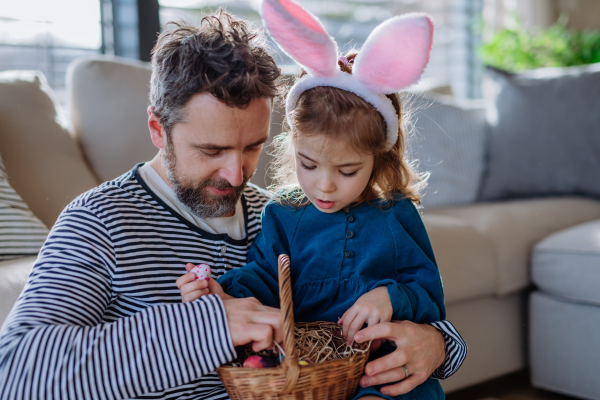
[220,153,244,187]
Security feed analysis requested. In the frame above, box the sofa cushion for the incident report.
[0,71,99,228]
[422,213,495,304]
[0,257,36,330]
[532,220,600,305]
[68,56,157,182]
[411,95,487,210]
[428,197,600,296]
[0,154,48,261]
[480,64,600,201]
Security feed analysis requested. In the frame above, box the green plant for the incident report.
[480,15,600,71]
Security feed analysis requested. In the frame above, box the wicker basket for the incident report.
[216,254,370,400]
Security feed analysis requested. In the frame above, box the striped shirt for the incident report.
[0,164,466,399]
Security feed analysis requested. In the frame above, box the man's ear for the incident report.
[148,106,166,149]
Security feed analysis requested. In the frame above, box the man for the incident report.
[0,10,465,400]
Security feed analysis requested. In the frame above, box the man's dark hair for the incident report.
[149,9,282,134]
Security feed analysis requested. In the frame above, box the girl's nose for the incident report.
[316,174,336,193]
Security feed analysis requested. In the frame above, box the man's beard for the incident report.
[163,138,251,218]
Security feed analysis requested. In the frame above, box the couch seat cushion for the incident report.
[422,213,495,304]
[427,197,600,296]
[532,220,600,305]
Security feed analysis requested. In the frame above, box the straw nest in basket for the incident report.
[216,255,371,400]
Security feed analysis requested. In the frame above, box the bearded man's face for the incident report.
[164,135,250,218]
[160,93,270,218]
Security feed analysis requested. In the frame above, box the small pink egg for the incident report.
[243,355,276,368]
[190,264,211,281]
[243,355,264,368]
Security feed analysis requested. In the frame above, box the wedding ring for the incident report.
[402,365,409,379]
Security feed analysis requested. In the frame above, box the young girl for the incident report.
[179,1,445,399]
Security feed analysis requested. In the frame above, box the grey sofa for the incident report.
[1,55,599,394]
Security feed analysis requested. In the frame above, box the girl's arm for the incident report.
[218,202,295,308]
[377,198,445,323]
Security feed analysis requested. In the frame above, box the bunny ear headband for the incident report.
[260,0,434,150]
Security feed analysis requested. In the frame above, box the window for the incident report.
[0,1,102,104]
[159,0,483,99]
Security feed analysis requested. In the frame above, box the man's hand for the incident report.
[222,297,282,352]
[354,321,445,397]
[176,263,232,302]
[339,286,393,345]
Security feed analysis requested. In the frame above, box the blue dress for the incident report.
[219,195,445,400]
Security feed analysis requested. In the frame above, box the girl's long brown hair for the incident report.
[269,51,428,206]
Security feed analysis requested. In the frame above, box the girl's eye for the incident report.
[340,170,358,178]
[300,161,316,171]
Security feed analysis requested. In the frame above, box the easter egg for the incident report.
[191,264,211,281]
[298,360,309,366]
[243,355,276,368]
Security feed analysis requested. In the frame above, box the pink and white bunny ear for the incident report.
[260,0,338,77]
[353,13,433,93]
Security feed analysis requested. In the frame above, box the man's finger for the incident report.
[236,323,273,350]
[360,366,408,388]
[354,322,397,343]
[379,375,422,397]
[364,350,407,377]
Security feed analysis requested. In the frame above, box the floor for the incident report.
[446,370,579,400]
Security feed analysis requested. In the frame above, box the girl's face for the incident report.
[294,133,374,213]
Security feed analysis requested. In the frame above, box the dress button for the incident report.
[346,215,355,223]
[220,246,227,255]
[346,231,355,239]
[343,250,353,258]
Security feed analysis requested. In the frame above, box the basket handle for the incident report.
[278,254,300,394]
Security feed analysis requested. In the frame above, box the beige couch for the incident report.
[2,55,600,394]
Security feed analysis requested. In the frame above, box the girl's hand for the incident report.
[176,263,232,302]
[339,286,393,345]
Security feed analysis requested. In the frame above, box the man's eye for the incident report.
[202,150,221,157]
[300,162,316,171]
[245,145,262,153]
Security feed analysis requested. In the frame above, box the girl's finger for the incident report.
[338,308,350,325]
[181,279,208,294]
[347,313,367,345]
[182,288,210,303]
[176,272,196,289]
[342,308,359,340]
[367,315,379,327]
[185,263,195,272]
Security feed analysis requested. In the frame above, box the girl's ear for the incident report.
[353,13,434,93]
[260,0,338,77]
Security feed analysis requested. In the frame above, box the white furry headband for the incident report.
[260,0,434,150]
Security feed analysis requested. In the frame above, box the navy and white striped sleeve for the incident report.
[0,206,236,400]
[428,320,467,379]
